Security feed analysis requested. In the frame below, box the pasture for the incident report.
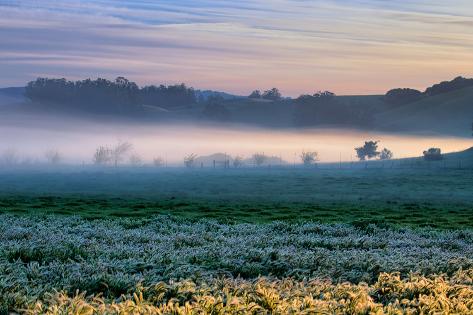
[0,167,472,228]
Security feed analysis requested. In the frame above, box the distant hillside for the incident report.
[0,87,26,107]
[374,86,473,135]
[443,146,473,160]
[0,87,25,97]
[0,76,472,136]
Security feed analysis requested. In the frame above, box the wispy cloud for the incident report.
[0,0,472,95]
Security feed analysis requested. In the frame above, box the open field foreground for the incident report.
[1,168,473,229]
[2,214,473,314]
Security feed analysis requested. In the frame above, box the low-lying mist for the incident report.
[0,115,471,166]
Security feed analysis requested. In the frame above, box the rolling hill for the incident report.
[373,86,473,136]
[0,77,472,136]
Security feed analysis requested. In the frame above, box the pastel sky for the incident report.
[1,0,473,96]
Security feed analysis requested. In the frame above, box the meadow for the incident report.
[1,167,473,313]
[1,167,472,227]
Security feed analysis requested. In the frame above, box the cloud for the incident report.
[0,0,472,95]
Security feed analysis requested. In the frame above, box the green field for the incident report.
[1,167,472,228]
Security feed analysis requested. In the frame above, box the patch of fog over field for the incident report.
[0,116,472,164]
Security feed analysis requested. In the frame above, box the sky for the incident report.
[1,0,473,96]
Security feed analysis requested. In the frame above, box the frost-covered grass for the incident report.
[2,214,473,313]
[23,270,473,314]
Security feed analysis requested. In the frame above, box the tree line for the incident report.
[385,76,473,106]
[26,77,196,113]
[25,76,473,130]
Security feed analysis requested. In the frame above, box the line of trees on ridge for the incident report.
[385,76,473,106]
[26,77,196,112]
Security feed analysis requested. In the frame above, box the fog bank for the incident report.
[0,116,471,165]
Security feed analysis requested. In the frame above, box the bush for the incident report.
[423,148,443,161]
[385,88,423,105]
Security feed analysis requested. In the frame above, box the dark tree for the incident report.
[292,91,370,127]
[25,77,196,113]
[248,90,262,99]
[385,88,423,105]
[424,76,473,96]
[262,88,282,101]
[139,83,196,108]
[355,141,380,161]
[379,148,393,160]
[252,153,267,167]
[300,151,318,166]
[184,153,197,168]
[295,91,335,104]
[423,148,443,161]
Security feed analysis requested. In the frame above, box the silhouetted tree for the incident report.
[93,146,112,165]
[140,83,196,108]
[252,153,267,166]
[385,88,423,105]
[233,156,244,168]
[294,91,365,126]
[295,91,335,105]
[262,88,282,101]
[424,76,473,96]
[300,151,318,166]
[111,141,132,167]
[248,90,262,99]
[25,77,196,113]
[184,153,197,168]
[355,141,380,161]
[423,148,443,161]
[379,148,393,160]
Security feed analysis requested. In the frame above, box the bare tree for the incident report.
[252,153,267,167]
[233,156,244,168]
[129,154,142,166]
[45,150,61,165]
[111,141,132,167]
[153,157,164,167]
[184,153,197,168]
[300,151,318,166]
[93,146,112,165]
